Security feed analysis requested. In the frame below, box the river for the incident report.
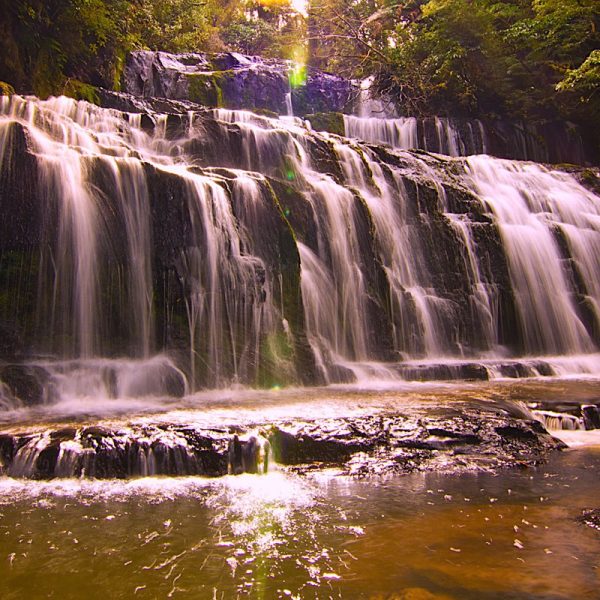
[0,379,598,599]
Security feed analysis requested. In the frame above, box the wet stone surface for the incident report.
[0,405,565,480]
[577,509,600,532]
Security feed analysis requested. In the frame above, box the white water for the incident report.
[465,156,599,355]
[1,94,599,403]
[343,114,488,156]
[0,95,286,393]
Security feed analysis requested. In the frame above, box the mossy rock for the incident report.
[577,168,600,195]
[187,73,226,108]
[0,81,15,96]
[253,108,279,119]
[62,79,99,105]
[305,112,345,136]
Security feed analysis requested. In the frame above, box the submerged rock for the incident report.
[577,509,600,532]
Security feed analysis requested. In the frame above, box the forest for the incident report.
[0,0,598,140]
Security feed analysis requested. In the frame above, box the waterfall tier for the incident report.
[119,51,592,165]
[343,115,588,164]
[1,94,599,405]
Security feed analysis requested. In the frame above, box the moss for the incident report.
[188,73,215,106]
[187,72,233,108]
[0,250,42,354]
[112,49,127,92]
[253,108,279,119]
[63,79,100,104]
[258,331,297,388]
[578,168,600,195]
[305,112,345,136]
[0,81,15,95]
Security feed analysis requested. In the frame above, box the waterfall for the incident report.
[333,141,453,357]
[0,96,288,395]
[344,114,488,156]
[1,93,599,402]
[465,156,599,355]
[344,115,418,151]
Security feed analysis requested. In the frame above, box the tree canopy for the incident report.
[0,0,305,96]
[308,0,599,127]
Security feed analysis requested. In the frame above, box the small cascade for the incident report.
[34,355,188,401]
[178,170,279,388]
[0,422,275,480]
[534,410,585,431]
[344,114,487,156]
[2,425,220,479]
[530,403,600,432]
[344,115,418,150]
[334,141,453,357]
[344,112,588,164]
[227,433,270,475]
[355,76,397,119]
[285,92,294,117]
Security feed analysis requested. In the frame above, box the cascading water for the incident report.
[343,114,488,156]
[0,95,290,400]
[333,141,454,358]
[1,92,600,407]
[465,156,599,356]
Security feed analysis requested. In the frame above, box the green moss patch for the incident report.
[305,112,345,136]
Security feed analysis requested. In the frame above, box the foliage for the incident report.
[222,2,306,59]
[309,0,600,148]
[0,0,597,149]
[0,82,16,96]
[62,78,100,104]
[557,50,600,101]
[0,0,135,95]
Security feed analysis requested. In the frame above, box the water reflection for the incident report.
[0,447,599,599]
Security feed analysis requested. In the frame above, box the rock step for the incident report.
[0,407,565,480]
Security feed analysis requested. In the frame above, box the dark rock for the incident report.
[582,404,600,430]
[269,426,359,464]
[306,112,345,136]
[122,51,355,116]
[577,509,600,532]
[270,407,564,476]
[0,434,16,467]
[35,441,61,479]
[0,364,48,406]
[497,363,536,379]
[0,398,566,480]
[0,322,23,359]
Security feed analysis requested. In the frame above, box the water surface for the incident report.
[1,381,599,599]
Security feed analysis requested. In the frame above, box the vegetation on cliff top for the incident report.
[0,0,598,145]
[310,0,599,141]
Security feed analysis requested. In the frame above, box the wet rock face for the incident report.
[122,51,354,116]
[578,509,600,532]
[0,364,48,406]
[0,401,565,480]
[268,407,565,477]
[1,424,231,479]
[529,398,600,432]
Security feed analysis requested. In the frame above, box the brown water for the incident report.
[0,380,599,599]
